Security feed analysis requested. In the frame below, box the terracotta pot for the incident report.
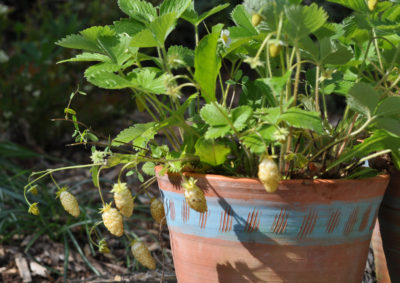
[156,168,389,283]
[373,170,400,282]
[371,221,391,282]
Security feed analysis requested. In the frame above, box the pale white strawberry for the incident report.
[57,187,80,217]
[111,182,134,217]
[130,240,156,270]
[258,157,281,193]
[101,203,123,237]
[150,198,165,225]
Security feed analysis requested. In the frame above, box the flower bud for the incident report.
[28,202,40,215]
[251,13,262,27]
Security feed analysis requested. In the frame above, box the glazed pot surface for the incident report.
[156,169,389,283]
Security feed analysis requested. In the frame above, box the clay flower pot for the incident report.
[372,170,400,282]
[156,167,389,283]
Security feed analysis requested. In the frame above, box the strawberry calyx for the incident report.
[100,202,113,214]
[111,182,128,194]
[182,177,197,191]
[56,186,68,199]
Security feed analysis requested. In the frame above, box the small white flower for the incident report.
[220,29,231,48]
[90,150,107,164]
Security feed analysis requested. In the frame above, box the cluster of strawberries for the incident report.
[56,182,165,270]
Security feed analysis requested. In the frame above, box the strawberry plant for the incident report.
[25,0,400,271]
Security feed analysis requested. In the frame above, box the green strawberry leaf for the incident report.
[285,3,328,40]
[142,162,156,176]
[85,71,132,89]
[231,106,253,131]
[195,138,231,166]
[112,122,158,148]
[57,52,110,63]
[375,96,400,117]
[118,0,157,24]
[149,12,178,45]
[113,18,145,36]
[347,83,380,118]
[130,28,159,47]
[194,24,223,103]
[279,108,323,134]
[231,5,257,35]
[241,125,275,154]
[200,103,229,127]
[205,126,231,139]
[167,45,194,69]
[160,0,192,18]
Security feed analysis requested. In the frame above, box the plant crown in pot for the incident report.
[25,0,400,266]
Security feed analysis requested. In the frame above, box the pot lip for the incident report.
[155,165,389,185]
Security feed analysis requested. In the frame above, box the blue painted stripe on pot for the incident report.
[161,190,382,246]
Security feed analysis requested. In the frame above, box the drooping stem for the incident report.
[315,65,320,113]
[292,47,302,107]
[25,164,103,190]
[96,166,106,207]
[336,113,358,158]
[372,28,383,71]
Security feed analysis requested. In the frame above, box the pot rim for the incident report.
[155,165,389,185]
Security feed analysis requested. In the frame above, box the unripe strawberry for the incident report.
[101,203,123,237]
[130,240,156,270]
[150,198,165,225]
[98,239,110,254]
[252,13,262,27]
[28,202,40,215]
[182,177,207,213]
[111,182,134,217]
[28,185,38,195]
[57,187,80,217]
[368,0,377,11]
[269,43,282,58]
[258,157,281,193]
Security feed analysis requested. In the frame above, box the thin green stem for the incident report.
[195,25,199,46]
[372,28,384,71]
[88,221,103,247]
[320,71,329,121]
[309,117,375,164]
[50,174,61,190]
[25,164,103,190]
[315,65,320,113]
[292,47,302,107]
[96,166,106,207]
[358,149,392,165]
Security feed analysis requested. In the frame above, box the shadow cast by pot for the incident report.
[217,260,267,283]
[205,182,297,282]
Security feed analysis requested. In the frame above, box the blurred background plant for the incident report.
[0,0,130,153]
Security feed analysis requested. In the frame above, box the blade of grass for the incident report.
[66,229,101,276]
[24,228,46,253]
[63,232,69,282]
